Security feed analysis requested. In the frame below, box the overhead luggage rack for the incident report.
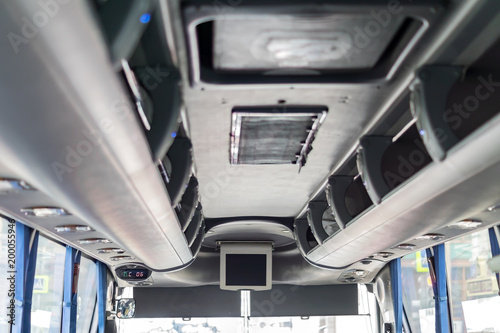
[183,0,446,86]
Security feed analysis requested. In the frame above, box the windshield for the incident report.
[116,284,377,333]
[116,315,374,333]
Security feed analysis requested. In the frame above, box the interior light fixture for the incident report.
[78,238,112,245]
[97,248,125,254]
[110,255,135,261]
[0,178,32,192]
[447,219,482,230]
[487,204,500,212]
[374,252,394,259]
[415,233,445,241]
[21,207,71,217]
[339,269,367,282]
[54,225,93,233]
[395,244,416,250]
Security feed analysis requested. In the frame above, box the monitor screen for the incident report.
[220,243,272,291]
[226,254,267,286]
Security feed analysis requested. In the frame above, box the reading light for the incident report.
[78,238,112,245]
[415,233,445,241]
[97,248,125,254]
[0,178,32,192]
[447,219,482,230]
[339,269,367,282]
[21,207,71,217]
[130,281,153,286]
[374,252,394,259]
[110,255,135,261]
[395,244,416,250]
[487,204,500,212]
[54,225,93,233]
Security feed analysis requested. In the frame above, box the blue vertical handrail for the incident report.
[96,261,107,333]
[22,231,39,332]
[433,244,450,333]
[390,258,402,333]
[13,223,38,333]
[489,227,500,292]
[13,222,29,333]
[62,246,82,333]
[427,245,450,333]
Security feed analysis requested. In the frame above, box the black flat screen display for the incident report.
[225,254,267,286]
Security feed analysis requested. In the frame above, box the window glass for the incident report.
[116,317,245,333]
[445,230,500,333]
[401,250,434,333]
[0,217,15,332]
[31,236,66,333]
[117,316,374,333]
[248,315,372,333]
[77,256,97,333]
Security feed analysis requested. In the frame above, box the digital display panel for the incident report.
[220,243,272,291]
[117,268,150,281]
[225,254,267,286]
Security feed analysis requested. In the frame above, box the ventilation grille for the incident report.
[230,106,327,169]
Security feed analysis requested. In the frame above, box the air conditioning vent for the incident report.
[230,106,327,169]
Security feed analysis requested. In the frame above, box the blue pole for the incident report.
[390,258,402,333]
[96,262,108,333]
[433,244,450,333]
[62,246,82,333]
[13,222,30,333]
[22,231,39,332]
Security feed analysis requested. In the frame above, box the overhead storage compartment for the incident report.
[410,39,500,161]
[0,0,195,270]
[357,126,432,204]
[183,0,446,85]
[94,0,182,161]
[302,108,500,268]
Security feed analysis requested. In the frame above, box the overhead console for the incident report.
[183,0,446,85]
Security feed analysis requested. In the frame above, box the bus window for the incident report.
[445,230,500,333]
[31,236,66,333]
[116,285,377,333]
[116,317,245,333]
[401,250,434,332]
[76,257,97,333]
